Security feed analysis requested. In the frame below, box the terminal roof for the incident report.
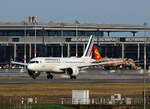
[0,21,149,32]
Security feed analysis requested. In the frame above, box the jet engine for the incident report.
[28,70,40,79]
[65,67,79,79]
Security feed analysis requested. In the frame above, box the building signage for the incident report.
[98,38,119,42]
[71,37,89,42]
[70,37,150,42]
[71,37,119,42]
[125,38,145,42]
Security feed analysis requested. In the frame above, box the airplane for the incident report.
[93,45,136,70]
[11,35,122,79]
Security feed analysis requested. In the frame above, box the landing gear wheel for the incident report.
[125,66,131,70]
[47,74,53,79]
[104,66,110,70]
[32,76,36,79]
[70,76,76,79]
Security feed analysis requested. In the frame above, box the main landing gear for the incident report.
[32,76,36,79]
[28,71,40,79]
[46,72,53,79]
[70,76,76,79]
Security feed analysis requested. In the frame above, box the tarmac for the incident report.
[0,68,150,84]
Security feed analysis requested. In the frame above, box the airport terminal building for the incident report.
[0,16,150,67]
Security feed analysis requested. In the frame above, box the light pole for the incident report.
[76,25,78,57]
[61,23,64,57]
[61,43,64,57]
[34,22,37,58]
[24,22,27,64]
[143,22,147,109]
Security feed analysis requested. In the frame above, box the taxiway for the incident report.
[0,69,149,84]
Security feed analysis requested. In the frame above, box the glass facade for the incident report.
[0,45,14,65]
[97,44,122,58]
[0,30,24,36]
[0,30,104,36]
[125,44,138,60]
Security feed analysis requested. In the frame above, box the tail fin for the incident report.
[93,45,102,60]
[82,35,94,58]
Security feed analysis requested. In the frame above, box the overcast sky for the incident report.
[0,0,150,25]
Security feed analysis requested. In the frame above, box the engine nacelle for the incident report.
[65,67,79,76]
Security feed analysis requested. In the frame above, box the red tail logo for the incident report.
[93,46,102,60]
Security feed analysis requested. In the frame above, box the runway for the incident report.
[0,69,150,83]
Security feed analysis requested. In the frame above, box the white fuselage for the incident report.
[27,57,94,73]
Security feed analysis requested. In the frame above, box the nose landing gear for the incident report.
[70,76,77,79]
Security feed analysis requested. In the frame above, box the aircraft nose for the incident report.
[27,64,33,70]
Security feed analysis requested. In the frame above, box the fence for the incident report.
[0,96,149,105]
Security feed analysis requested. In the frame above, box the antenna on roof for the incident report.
[74,20,80,24]
[28,16,38,23]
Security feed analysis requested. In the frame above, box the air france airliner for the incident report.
[11,36,122,79]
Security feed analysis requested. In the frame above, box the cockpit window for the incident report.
[29,61,39,63]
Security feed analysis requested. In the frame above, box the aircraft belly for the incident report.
[35,62,90,72]
[63,62,89,68]
[37,63,63,73]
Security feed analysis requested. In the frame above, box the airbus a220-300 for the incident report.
[11,36,122,79]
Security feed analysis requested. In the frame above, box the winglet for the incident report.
[82,35,94,58]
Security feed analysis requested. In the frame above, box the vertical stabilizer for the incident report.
[93,45,102,60]
[82,35,94,58]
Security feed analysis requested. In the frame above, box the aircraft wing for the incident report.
[59,60,123,70]
[78,60,124,68]
[92,60,123,65]
[11,61,28,66]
